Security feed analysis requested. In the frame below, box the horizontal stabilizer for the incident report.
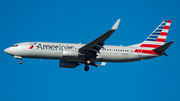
[153,41,174,53]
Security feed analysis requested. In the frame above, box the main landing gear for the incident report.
[84,65,89,71]
[84,59,90,71]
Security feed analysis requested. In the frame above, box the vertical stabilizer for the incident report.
[144,20,171,44]
[133,20,172,55]
[132,20,172,49]
[141,20,171,48]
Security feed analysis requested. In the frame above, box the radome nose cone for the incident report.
[4,48,10,54]
[4,48,8,53]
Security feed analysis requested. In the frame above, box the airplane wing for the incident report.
[79,19,120,53]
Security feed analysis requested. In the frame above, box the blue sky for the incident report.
[1,0,180,101]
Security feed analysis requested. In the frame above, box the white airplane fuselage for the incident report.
[4,42,158,63]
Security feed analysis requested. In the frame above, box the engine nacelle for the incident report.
[59,60,78,68]
[62,50,79,57]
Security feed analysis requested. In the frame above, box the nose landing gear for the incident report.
[14,56,23,64]
[19,60,23,64]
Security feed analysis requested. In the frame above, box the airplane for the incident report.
[4,19,174,71]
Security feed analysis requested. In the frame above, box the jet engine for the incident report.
[59,60,79,68]
[62,50,79,57]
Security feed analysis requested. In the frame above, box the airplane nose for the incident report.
[4,48,10,54]
[4,48,8,53]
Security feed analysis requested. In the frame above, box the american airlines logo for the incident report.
[29,43,75,50]
[29,42,37,49]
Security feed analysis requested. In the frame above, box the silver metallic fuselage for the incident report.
[4,42,158,63]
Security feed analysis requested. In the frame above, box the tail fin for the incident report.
[132,20,173,55]
[145,20,171,43]
[139,20,171,49]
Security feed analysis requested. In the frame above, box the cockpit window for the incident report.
[12,45,18,47]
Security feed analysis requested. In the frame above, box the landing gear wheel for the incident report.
[19,60,23,64]
[86,60,91,65]
[84,66,89,71]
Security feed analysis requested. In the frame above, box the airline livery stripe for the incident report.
[156,30,162,32]
[152,33,160,35]
[142,41,164,45]
[161,29,169,32]
[167,20,171,23]
[159,32,168,36]
[134,49,160,55]
[158,35,167,39]
[150,36,158,38]
[166,23,171,26]
[146,39,156,41]
[163,26,170,29]
[140,44,161,48]
[156,38,166,42]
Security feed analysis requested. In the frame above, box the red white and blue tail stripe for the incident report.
[133,20,171,55]
[143,20,171,45]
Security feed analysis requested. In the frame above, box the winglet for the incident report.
[111,19,121,30]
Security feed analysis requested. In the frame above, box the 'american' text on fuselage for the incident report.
[36,44,75,50]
